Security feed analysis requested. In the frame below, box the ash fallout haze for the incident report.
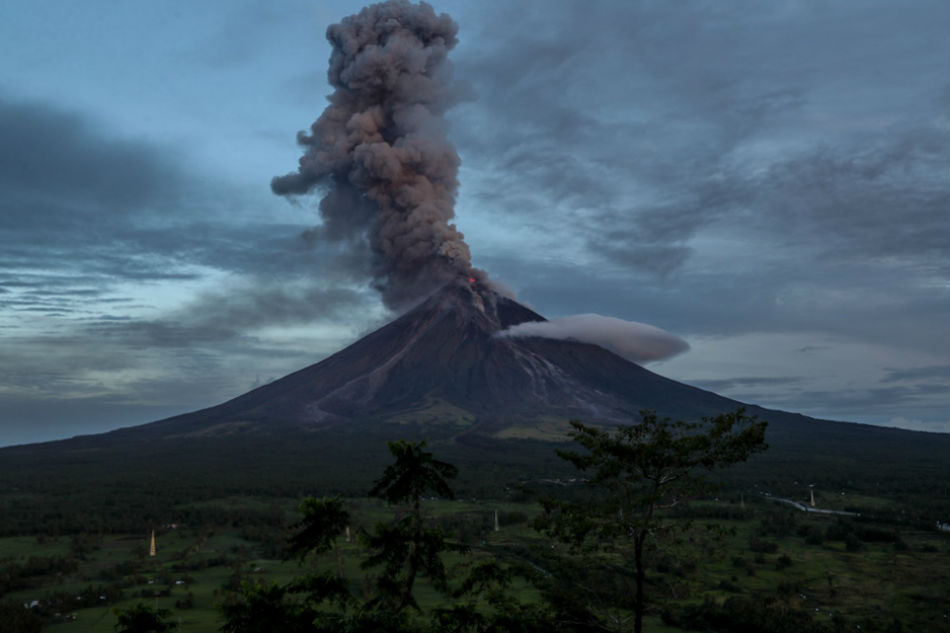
[0,0,947,446]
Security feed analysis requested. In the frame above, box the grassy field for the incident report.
[685,513,949,629]
[0,493,947,632]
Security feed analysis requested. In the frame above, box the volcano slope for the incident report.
[0,280,946,516]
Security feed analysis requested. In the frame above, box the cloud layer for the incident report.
[498,314,689,364]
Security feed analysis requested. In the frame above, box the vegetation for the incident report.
[112,603,174,633]
[219,440,548,632]
[0,497,946,631]
[360,440,462,614]
[536,408,768,633]
[0,410,946,632]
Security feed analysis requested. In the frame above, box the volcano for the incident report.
[115,279,746,442]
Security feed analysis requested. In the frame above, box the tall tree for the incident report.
[536,408,768,633]
[361,440,465,614]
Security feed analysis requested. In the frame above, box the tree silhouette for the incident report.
[537,408,768,633]
[362,440,465,613]
[286,497,350,562]
[112,602,174,633]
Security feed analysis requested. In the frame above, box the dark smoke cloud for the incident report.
[272,0,477,307]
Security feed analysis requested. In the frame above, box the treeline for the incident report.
[662,596,859,633]
[0,555,78,595]
[0,583,125,633]
[0,425,575,532]
[1,413,945,538]
[0,492,290,537]
[753,508,921,552]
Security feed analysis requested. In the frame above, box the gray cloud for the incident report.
[0,95,380,319]
[451,3,812,276]
[881,365,950,384]
[741,126,949,263]
[89,280,372,348]
[691,376,804,393]
[458,4,949,356]
[791,384,948,415]
[0,97,201,299]
[0,97,179,213]
[453,1,948,279]
[682,374,947,431]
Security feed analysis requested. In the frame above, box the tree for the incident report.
[112,602,174,633]
[287,497,350,563]
[219,497,352,633]
[361,440,465,614]
[217,581,311,633]
[217,440,472,632]
[536,408,768,633]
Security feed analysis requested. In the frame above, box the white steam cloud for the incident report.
[498,314,689,364]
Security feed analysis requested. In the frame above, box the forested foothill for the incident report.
[0,410,947,632]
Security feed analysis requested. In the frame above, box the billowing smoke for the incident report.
[498,314,690,364]
[272,0,478,308]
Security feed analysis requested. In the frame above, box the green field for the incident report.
[1,492,947,632]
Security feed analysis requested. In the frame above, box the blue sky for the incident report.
[1,0,947,446]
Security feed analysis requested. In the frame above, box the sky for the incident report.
[0,0,947,447]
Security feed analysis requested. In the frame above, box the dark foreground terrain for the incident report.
[0,423,947,632]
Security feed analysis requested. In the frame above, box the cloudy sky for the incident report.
[1,0,947,446]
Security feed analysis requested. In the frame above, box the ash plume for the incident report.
[272,0,479,307]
